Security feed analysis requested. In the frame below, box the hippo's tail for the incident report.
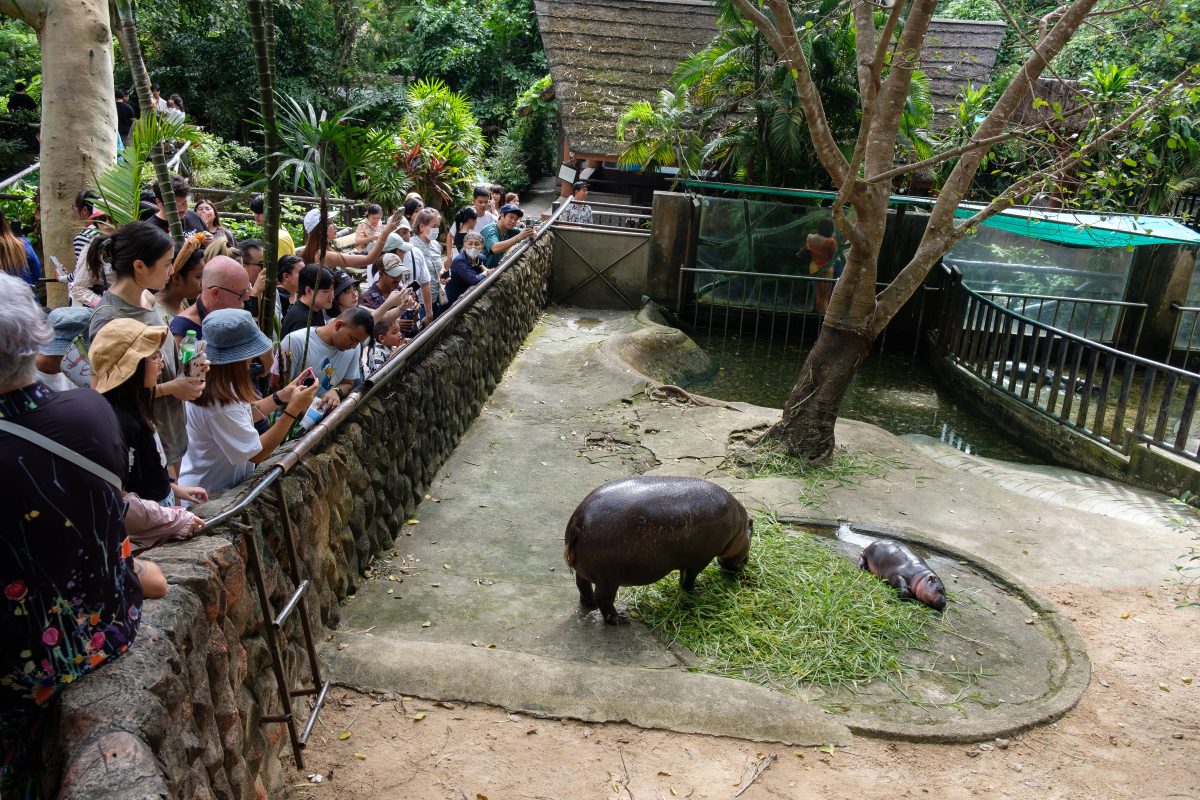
[564,514,582,572]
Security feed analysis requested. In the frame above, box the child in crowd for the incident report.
[90,318,207,550]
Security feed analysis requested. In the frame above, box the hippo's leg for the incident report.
[891,574,912,599]
[575,574,597,609]
[593,582,628,625]
[857,553,868,570]
[679,566,702,595]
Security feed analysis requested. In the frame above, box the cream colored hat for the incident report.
[90,318,168,394]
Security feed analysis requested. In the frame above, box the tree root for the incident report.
[644,384,741,410]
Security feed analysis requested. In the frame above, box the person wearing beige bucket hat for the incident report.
[90,319,208,551]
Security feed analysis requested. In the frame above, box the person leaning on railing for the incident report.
[90,319,208,550]
[177,309,318,495]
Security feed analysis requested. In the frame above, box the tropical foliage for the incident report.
[485,74,558,195]
[616,0,931,189]
[187,131,257,189]
[0,19,40,172]
[932,62,1200,214]
[91,113,200,225]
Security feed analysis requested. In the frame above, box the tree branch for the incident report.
[926,0,1102,237]
[866,0,937,178]
[953,69,1191,236]
[873,65,1190,334]
[0,0,45,23]
[853,0,879,108]
[864,127,1028,185]
[730,0,851,185]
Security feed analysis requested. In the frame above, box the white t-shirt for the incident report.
[36,370,78,392]
[276,328,362,397]
[178,401,261,493]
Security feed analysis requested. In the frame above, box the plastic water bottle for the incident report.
[297,405,324,433]
[179,331,198,376]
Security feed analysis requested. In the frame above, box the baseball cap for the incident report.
[331,268,357,296]
[381,253,406,278]
[499,203,523,217]
[302,207,332,235]
[572,180,589,191]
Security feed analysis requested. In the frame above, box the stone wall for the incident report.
[47,235,555,799]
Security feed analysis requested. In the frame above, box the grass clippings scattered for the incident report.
[623,513,940,690]
[722,438,905,508]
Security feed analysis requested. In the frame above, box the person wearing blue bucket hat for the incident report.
[178,309,319,494]
[35,306,93,391]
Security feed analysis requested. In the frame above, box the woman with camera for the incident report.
[178,309,318,494]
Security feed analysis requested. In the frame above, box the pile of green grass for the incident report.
[623,514,939,689]
[722,440,904,507]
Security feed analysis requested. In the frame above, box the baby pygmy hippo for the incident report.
[859,539,947,611]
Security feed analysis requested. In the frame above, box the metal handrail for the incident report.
[201,192,572,529]
[1168,301,1200,366]
[939,267,1200,463]
[166,141,191,172]
[0,162,39,192]
[976,289,1146,309]
[192,186,356,206]
[962,282,1199,380]
[585,201,652,212]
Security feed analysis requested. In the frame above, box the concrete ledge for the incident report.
[783,518,1091,743]
[321,635,851,747]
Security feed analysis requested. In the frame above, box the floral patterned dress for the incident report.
[0,382,143,795]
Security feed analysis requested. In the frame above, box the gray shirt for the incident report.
[88,290,188,463]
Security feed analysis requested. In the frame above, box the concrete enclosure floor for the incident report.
[315,308,1198,746]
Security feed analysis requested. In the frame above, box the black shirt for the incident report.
[0,383,143,706]
[149,210,207,238]
[280,301,327,339]
[112,405,171,501]
[116,101,136,135]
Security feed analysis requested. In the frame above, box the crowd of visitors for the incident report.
[0,168,543,794]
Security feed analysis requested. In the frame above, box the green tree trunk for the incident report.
[246,0,281,337]
[111,0,182,242]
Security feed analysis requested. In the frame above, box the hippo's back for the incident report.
[565,476,746,585]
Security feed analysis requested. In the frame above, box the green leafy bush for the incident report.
[483,127,529,195]
[188,131,257,189]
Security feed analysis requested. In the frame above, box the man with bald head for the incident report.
[169,255,253,343]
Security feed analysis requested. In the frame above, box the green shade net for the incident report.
[680,180,1200,248]
[953,205,1200,248]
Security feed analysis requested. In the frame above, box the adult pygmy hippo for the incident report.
[858,539,947,611]
[564,476,753,625]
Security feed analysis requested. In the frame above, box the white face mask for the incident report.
[465,247,482,260]
[428,227,440,240]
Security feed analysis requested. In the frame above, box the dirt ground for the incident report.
[282,583,1198,800]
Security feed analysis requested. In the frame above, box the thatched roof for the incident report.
[535,8,1007,157]
[920,18,1008,118]
[534,0,719,159]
